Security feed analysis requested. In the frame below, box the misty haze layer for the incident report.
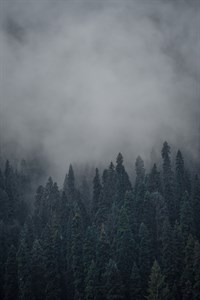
[0,0,200,179]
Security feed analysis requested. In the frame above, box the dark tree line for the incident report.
[0,141,200,300]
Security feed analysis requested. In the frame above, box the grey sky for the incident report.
[0,0,199,180]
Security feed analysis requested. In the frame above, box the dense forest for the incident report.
[0,141,200,300]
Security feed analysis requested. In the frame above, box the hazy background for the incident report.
[0,0,200,181]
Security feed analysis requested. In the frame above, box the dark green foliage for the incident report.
[147,260,169,300]
[31,239,45,300]
[181,235,195,297]
[71,211,84,300]
[85,260,98,300]
[161,219,174,291]
[193,241,200,300]
[91,168,102,217]
[192,175,200,240]
[96,225,110,299]
[180,192,194,240]
[115,153,131,208]
[17,234,33,300]
[139,223,153,294]
[1,143,200,300]
[116,206,135,292]
[147,163,162,194]
[130,262,142,300]
[4,245,18,300]
[162,142,176,224]
[42,225,61,300]
[135,156,145,194]
[104,259,125,300]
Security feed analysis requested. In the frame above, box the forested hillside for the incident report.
[0,141,200,300]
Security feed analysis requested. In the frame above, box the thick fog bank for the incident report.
[0,0,199,181]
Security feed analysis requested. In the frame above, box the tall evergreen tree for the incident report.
[193,241,200,300]
[42,225,61,300]
[130,262,142,300]
[180,192,194,240]
[139,222,153,296]
[4,245,18,300]
[115,153,131,208]
[31,239,45,300]
[147,260,169,300]
[85,260,98,300]
[192,175,200,240]
[116,206,135,295]
[135,156,145,194]
[147,163,162,194]
[104,259,125,300]
[161,142,175,224]
[71,210,84,300]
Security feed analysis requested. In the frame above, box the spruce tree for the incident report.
[135,156,145,194]
[130,262,142,300]
[139,222,153,296]
[71,210,84,300]
[147,260,169,300]
[115,153,131,208]
[147,163,162,194]
[4,245,18,300]
[180,192,194,240]
[85,260,98,300]
[161,142,175,224]
[104,259,125,300]
[192,175,200,240]
[193,241,200,300]
[116,206,136,294]
[31,239,45,300]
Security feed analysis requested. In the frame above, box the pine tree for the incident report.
[83,226,97,279]
[147,163,162,194]
[116,206,136,294]
[130,262,142,300]
[192,175,200,240]
[180,192,194,240]
[172,222,184,299]
[85,260,98,300]
[161,142,175,224]
[64,164,76,203]
[135,156,145,194]
[91,168,102,217]
[42,225,61,300]
[96,225,110,300]
[115,153,131,208]
[104,259,125,300]
[71,210,84,300]
[31,239,45,300]
[4,245,18,300]
[181,235,195,297]
[147,260,169,300]
[161,219,174,291]
[139,222,153,295]
[175,150,185,208]
[17,234,33,300]
[193,241,200,300]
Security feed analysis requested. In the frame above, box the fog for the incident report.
[0,0,199,181]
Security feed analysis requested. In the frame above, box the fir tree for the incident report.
[85,260,98,300]
[161,142,175,224]
[4,245,18,300]
[147,260,169,300]
[31,239,45,300]
[104,259,125,300]
[130,262,142,300]
[193,241,200,300]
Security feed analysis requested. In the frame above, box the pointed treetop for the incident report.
[162,141,171,158]
[116,153,123,165]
